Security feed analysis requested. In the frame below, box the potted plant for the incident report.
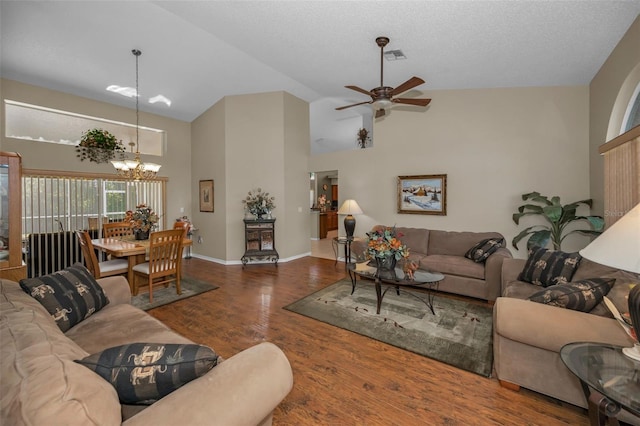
[124,204,160,240]
[76,128,126,164]
[511,191,604,250]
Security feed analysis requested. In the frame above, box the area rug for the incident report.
[284,278,493,377]
[131,275,218,311]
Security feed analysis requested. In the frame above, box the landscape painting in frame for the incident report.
[397,174,447,215]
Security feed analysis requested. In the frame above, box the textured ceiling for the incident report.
[2,1,639,127]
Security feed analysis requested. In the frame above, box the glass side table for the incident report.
[560,342,640,426]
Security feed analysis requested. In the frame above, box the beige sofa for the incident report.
[494,257,638,423]
[352,226,512,302]
[1,276,293,425]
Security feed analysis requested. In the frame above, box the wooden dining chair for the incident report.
[75,230,129,279]
[103,221,134,238]
[131,229,184,302]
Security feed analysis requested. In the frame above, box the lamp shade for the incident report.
[337,200,363,216]
[579,202,640,274]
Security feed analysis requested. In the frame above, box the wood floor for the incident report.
[149,256,589,425]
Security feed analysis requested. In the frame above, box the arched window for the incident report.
[621,81,640,133]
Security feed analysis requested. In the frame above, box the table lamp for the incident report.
[337,199,363,238]
[579,202,640,360]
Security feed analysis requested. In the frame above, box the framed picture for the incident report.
[397,174,447,215]
[199,180,214,212]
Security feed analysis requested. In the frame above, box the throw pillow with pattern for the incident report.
[528,278,615,312]
[19,263,109,332]
[518,247,582,287]
[76,343,221,404]
[464,237,505,263]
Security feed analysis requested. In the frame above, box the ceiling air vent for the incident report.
[384,50,406,61]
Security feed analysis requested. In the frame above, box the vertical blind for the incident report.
[22,172,165,277]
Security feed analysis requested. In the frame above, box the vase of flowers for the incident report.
[124,204,159,240]
[76,128,126,164]
[366,226,410,278]
[242,188,276,220]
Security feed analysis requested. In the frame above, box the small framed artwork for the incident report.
[397,174,447,215]
[199,180,214,212]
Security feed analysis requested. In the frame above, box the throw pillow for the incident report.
[518,247,582,287]
[76,343,220,404]
[528,278,615,312]
[19,263,109,332]
[464,238,505,263]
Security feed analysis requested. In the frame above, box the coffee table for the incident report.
[348,262,445,315]
[560,342,640,426]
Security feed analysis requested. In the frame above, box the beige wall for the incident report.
[0,78,192,225]
[191,91,310,263]
[589,15,640,216]
[311,86,591,258]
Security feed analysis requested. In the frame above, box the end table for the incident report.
[560,342,640,426]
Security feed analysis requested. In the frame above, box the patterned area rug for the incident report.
[284,278,493,376]
[131,275,218,311]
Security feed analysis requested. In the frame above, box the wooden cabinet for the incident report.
[0,152,26,281]
[319,211,338,239]
[327,211,338,231]
[241,219,279,267]
[331,185,338,203]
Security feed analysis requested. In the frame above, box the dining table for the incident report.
[91,235,193,290]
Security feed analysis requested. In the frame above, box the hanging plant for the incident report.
[76,128,126,164]
[356,128,370,149]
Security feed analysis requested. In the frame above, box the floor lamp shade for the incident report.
[338,200,363,238]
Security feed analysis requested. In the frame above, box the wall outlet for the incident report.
[197,236,203,244]
[180,207,184,213]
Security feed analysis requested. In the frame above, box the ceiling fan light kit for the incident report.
[336,36,431,118]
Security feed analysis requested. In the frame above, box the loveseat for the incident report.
[1,273,294,425]
[352,226,512,302]
[493,255,638,424]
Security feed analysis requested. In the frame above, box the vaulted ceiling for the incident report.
[2,1,639,152]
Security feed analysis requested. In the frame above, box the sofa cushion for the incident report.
[1,280,121,425]
[464,237,505,263]
[420,254,485,280]
[518,247,582,287]
[19,263,109,332]
[528,278,615,312]
[393,227,430,255]
[590,269,638,317]
[428,230,504,256]
[76,342,220,404]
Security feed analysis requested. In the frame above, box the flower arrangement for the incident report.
[242,188,275,218]
[317,194,327,210]
[76,128,126,164]
[124,204,159,233]
[366,226,410,262]
[356,128,370,149]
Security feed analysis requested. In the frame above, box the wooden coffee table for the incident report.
[348,263,445,315]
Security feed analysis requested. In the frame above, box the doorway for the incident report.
[310,170,338,260]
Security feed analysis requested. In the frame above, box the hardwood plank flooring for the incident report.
[149,257,589,425]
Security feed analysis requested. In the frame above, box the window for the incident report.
[4,100,165,156]
[622,81,640,133]
[22,171,165,277]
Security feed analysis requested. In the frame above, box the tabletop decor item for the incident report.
[125,204,159,240]
[242,188,275,220]
[366,226,409,275]
[356,128,370,149]
[76,128,126,164]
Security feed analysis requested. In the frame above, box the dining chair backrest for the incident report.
[103,221,134,239]
[76,230,100,278]
[148,229,184,276]
[173,221,189,238]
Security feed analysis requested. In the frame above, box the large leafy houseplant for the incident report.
[512,192,604,250]
[76,128,126,164]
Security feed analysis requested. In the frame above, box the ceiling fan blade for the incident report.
[345,85,374,96]
[335,101,372,111]
[393,98,432,107]
[375,108,386,118]
[390,77,425,96]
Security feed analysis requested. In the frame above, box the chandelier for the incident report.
[111,49,161,180]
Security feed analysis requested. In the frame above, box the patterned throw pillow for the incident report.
[19,263,109,332]
[464,238,505,263]
[528,278,615,312]
[76,343,220,404]
[518,247,582,287]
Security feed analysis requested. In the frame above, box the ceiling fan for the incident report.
[336,36,431,118]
